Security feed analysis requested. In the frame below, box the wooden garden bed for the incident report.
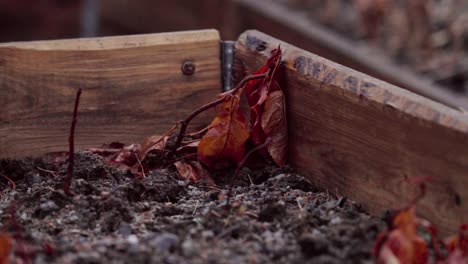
[235,30,468,235]
[1,29,467,237]
[99,0,468,110]
[0,30,220,158]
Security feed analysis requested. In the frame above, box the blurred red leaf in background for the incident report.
[444,224,468,263]
[374,207,429,264]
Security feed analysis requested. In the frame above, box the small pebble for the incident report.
[127,235,139,245]
[150,233,179,251]
[182,238,198,257]
[100,191,111,199]
[118,222,133,237]
[330,217,343,225]
[177,180,187,187]
[68,214,79,224]
[20,213,28,221]
[39,200,59,213]
[31,174,41,184]
[201,230,214,239]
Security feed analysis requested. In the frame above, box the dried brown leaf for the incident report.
[374,207,429,264]
[261,90,288,166]
[0,233,11,264]
[198,96,250,168]
[138,135,168,161]
[174,161,211,183]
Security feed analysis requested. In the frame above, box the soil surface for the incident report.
[278,0,468,94]
[0,151,385,263]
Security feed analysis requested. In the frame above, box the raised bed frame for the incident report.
[0,29,467,234]
[99,0,468,110]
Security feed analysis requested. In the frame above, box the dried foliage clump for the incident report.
[72,47,288,187]
[374,178,468,264]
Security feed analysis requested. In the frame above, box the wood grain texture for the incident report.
[236,30,468,234]
[98,0,468,110]
[0,30,221,158]
[229,0,468,110]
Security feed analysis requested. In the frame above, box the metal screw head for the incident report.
[181,61,196,75]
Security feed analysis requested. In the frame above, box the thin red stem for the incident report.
[185,123,217,137]
[135,154,146,178]
[64,88,82,196]
[1,173,16,189]
[172,73,268,152]
[36,167,59,177]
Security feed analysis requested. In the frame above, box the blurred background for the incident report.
[1,0,467,102]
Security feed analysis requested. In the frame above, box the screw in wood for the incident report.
[181,61,196,75]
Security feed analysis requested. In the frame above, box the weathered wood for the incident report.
[99,0,468,110]
[229,0,468,110]
[0,30,221,158]
[236,30,468,234]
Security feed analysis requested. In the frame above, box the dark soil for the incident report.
[0,151,384,263]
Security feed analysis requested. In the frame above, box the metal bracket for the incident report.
[221,40,235,92]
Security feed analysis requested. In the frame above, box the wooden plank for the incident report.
[0,30,221,158]
[98,0,468,110]
[235,30,468,234]
[229,0,468,110]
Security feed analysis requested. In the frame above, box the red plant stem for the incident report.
[226,137,272,208]
[185,123,218,137]
[409,181,426,207]
[8,202,20,238]
[134,154,146,178]
[36,167,59,177]
[172,73,268,152]
[1,173,16,189]
[64,88,82,196]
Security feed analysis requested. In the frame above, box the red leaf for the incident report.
[244,47,287,165]
[88,142,143,173]
[138,135,168,161]
[375,207,429,264]
[262,90,288,166]
[445,251,468,264]
[198,95,250,168]
[87,142,126,157]
[0,233,11,264]
[112,143,141,167]
[445,224,468,262]
[174,161,212,184]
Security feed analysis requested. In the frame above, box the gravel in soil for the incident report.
[0,151,384,263]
